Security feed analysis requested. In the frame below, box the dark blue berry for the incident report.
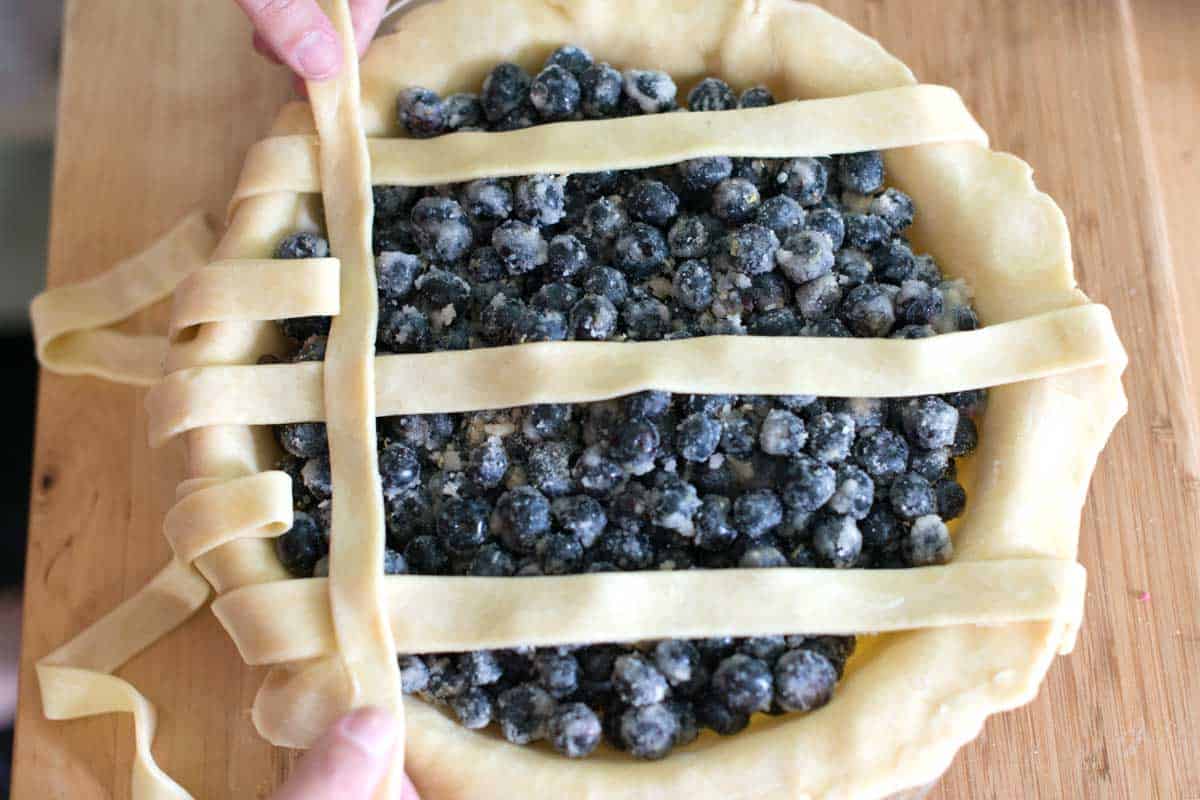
[838,151,885,194]
[806,412,855,463]
[623,390,670,419]
[545,45,594,77]
[759,409,807,456]
[383,548,409,575]
[739,86,775,108]
[467,246,506,282]
[774,648,837,711]
[376,251,420,301]
[623,69,677,113]
[777,230,834,284]
[527,441,574,496]
[782,457,837,512]
[569,294,619,340]
[534,652,580,698]
[840,283,895,337]
[805,206,846,250]
[397,87,447,138]
[541,532,585,575]
[614,223,669,280]
[451,687,493,729]
[515,174,567,227]
[443,93,482,130]
[301,455,332,499]
[579,63,623,117]
[740,544,788,567]
[436,496,490,553]
[695,495,738,552]
[843,213,891,250]
[795,274,843,322]
[411,197,473,262]
[373,185,418,218]
[482,63,532,122]
[676,412,722,462]
[889,472,936,519]
[776,157,828,206]
[935,478,966,520]
[712,178,761,224]
[812,514,863,567]
[468,436,509,488]
[533,281,582,313]
[549,703,602,758]
[378,305,431,353]
[613,654,669,706]
[530,64,581,120]
[733,489,783,538]
[678,157,733,192]
[523,403,572,441]
[572,446,625,496]
[900,396,959,450]
[415,267,470,308]
[462,178,513,224]
[469,543,517,576]
[723,224,779,275]
[828,464,875,519]
[712,653,773,714]
[756,194,806,240]
[546,233,590,280]
[870,187,915,231]
[277,422,327,458]
[496,684,556,744]
[834,248,871,286]
[581,266,629,307]
[404,534,448,573]
[492,220,548,274]
[695,695,749,735]
[494,486,551,554]
[904,514,953,565]
[398,655,430,694]
[873,240,919,285]
[652,476,702,536]
[951,415,978,456]
[688,77,737,111]
[622,296,671,340]
[274,512,326,577]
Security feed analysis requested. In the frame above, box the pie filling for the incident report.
[267,46,984,760]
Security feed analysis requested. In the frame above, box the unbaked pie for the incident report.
[30,0,1127,797]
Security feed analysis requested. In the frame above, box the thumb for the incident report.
[234,0,344,81]
[273,707,411,800]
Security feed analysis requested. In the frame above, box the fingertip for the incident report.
[293,29,342,81]
[337,706,399,758]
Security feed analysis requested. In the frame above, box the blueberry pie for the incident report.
[30,0,1127,797]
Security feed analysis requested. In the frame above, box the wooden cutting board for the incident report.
[13,1,1199,797]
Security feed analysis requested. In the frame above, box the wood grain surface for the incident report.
[13,1,1199,798]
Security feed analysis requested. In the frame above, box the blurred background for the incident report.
[0,0,64,796]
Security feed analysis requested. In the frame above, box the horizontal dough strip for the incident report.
[37,558,211,800]
[230,84,987,212]
[30,212,217,387]
[163,472,293,564]
[169,258,340,339]
[212,559,1086,665]
[145,303,1124,446]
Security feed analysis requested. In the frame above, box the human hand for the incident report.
[271,707,421,800]
[234,0,390,81]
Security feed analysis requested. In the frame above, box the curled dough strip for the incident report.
[169,257,340,338]
[163,471,293,564]
[145,303,1126,446]
[37,558,212,800]
[212,559,1087,666]
[30,212,217,386]
[230,84,987,213]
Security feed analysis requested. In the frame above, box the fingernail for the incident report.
[339,707,398,757]
[295,30,340,79]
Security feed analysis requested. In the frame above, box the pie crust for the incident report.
[28,1,1128,798]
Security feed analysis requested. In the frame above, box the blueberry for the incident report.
[544,234,590,281]
[739,636,788,662]
[582,196,629,242]
[622,296,671,340]
[450,687,494,729]
[776,157,828,206]
[462,178,513,224]
[834,248,871,287]
[549,703,602,758]
[541,531,585,575]
[623,391,670,419]
[373,218,419,256]
[827,464,874,519]
[951,415,979,456]
[712,178,761,224]
[482,63,532,122]
[722,224,780,275]
[579,62,624,117]
[404,534,448,574]
[838,151,885,194]
[523,403,572,441]
[837,397,887,428]
[712,653,773,714]
[572,446,625,497]
[811,514,863,567]
[410,197,473,262]
[678,157,734,193]
[378,305,431,353]
[572,170,619,197]
[720,414,756,459]
[739,86,775,108]
[301,455,332,499]
[755,194,806,240]
[376,252,421,301]
[860,505,901,551]
[569,294,619,340]
[912,254,943,285]
[385,487,433,544]
[528,441,574,496]
[740,543,788,567]
[469,543,517,576]
[627,180,680,227]
[805,206,845,250]
[373,185,418,219]
[900,396,960,450]
[695,495,739,552]
[904,514,953,565]
[415,267,470,308]
[774,648,838,712]
[695,695,750,735]
[457,650,503,686]
[843,213,891,250]
[514,174,567,227]
[545,44,594,77]
[396,87,447,137]
[533,282,582,314]
[274,512,326,577]
[277,422,327,459]
[732,157,777,191]
[493,486,551,553]
[934,477,966,520]
[909,447,953,483]
[530,64,581,120]
[889,473,936,519]
[871,187,915,232]
[611,417,660,468]
[806,412,855,463]
[652,477,702,536]
[781,457,837,512]
[748,272,790,312]
[873,240,919,285]
[496,684,556,744]
[623,69,677,113]
[610,653,669,707]
[379,441,421,497]
[747,308,797,336]
[652,640,700,687]
[436,496,490,553]
[276,232,329,260]
[398,654,430,694]
[468,435,509,488]
[943,388,987,417]
[759,409,807,456]
[668,215,714,258]
[775,230,834,285]
[794,274,843,322]
[840,283,895,337]
[675,412,722,462]
[614,223,670,279]
[443,92,483,130]
[733,489,783,538]
[687,77,737,111]
[467,246,507,282]
[492,220,548,274]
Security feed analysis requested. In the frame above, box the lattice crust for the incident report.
[27,1,1128,799]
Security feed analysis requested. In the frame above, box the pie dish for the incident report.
[28,0,1128,798]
